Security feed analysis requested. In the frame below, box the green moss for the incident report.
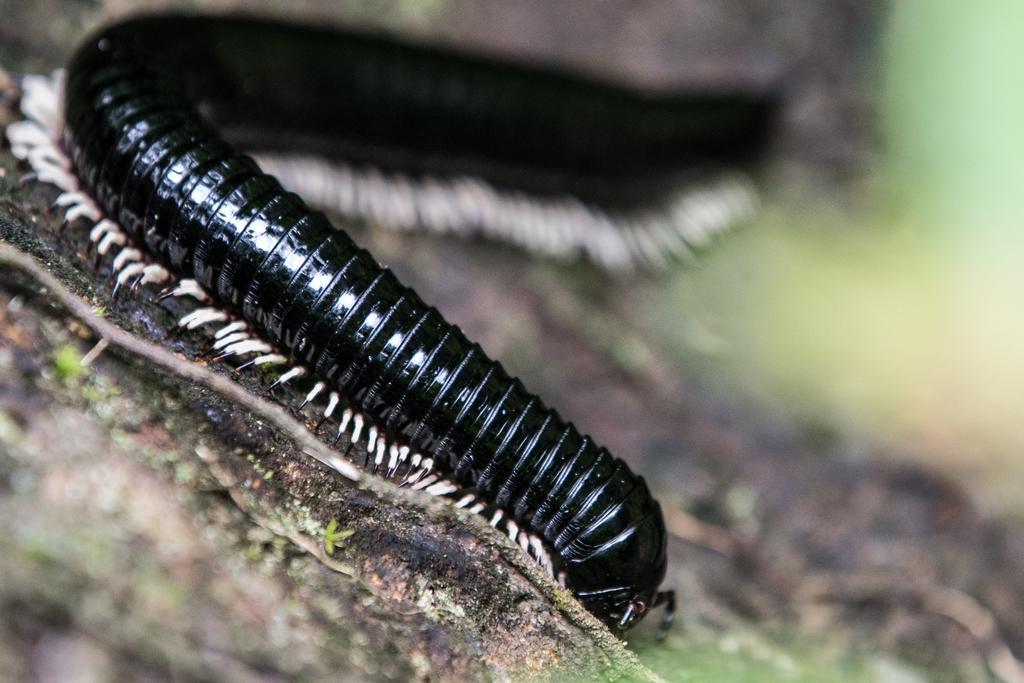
[549,586,577,613]
[52,343,84,383]
[172,462,198,485]
[242,541,266,562]
[244,453,276,482]
[79,374,121,405]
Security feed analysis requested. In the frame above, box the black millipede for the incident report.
[5,14,776,633]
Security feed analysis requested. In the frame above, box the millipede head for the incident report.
[575,583,662,634]
[606,586,674,636]
[616,598,648,631]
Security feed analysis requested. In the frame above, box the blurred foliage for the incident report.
[636,0,1024,513]
[629,629,893,683]
[644,649,879,683]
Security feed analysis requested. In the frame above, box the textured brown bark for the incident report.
[0,206,656,681]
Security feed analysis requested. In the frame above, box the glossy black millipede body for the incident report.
[52,15,771,632]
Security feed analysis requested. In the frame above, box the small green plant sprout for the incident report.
[323,519,355,557]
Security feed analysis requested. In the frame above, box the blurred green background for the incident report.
[630,4,1024,677]
[643,0,1024,514]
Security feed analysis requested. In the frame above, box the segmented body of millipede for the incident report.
[5,14,776,633]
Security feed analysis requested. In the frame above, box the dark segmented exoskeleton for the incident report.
[5,14,778,632]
